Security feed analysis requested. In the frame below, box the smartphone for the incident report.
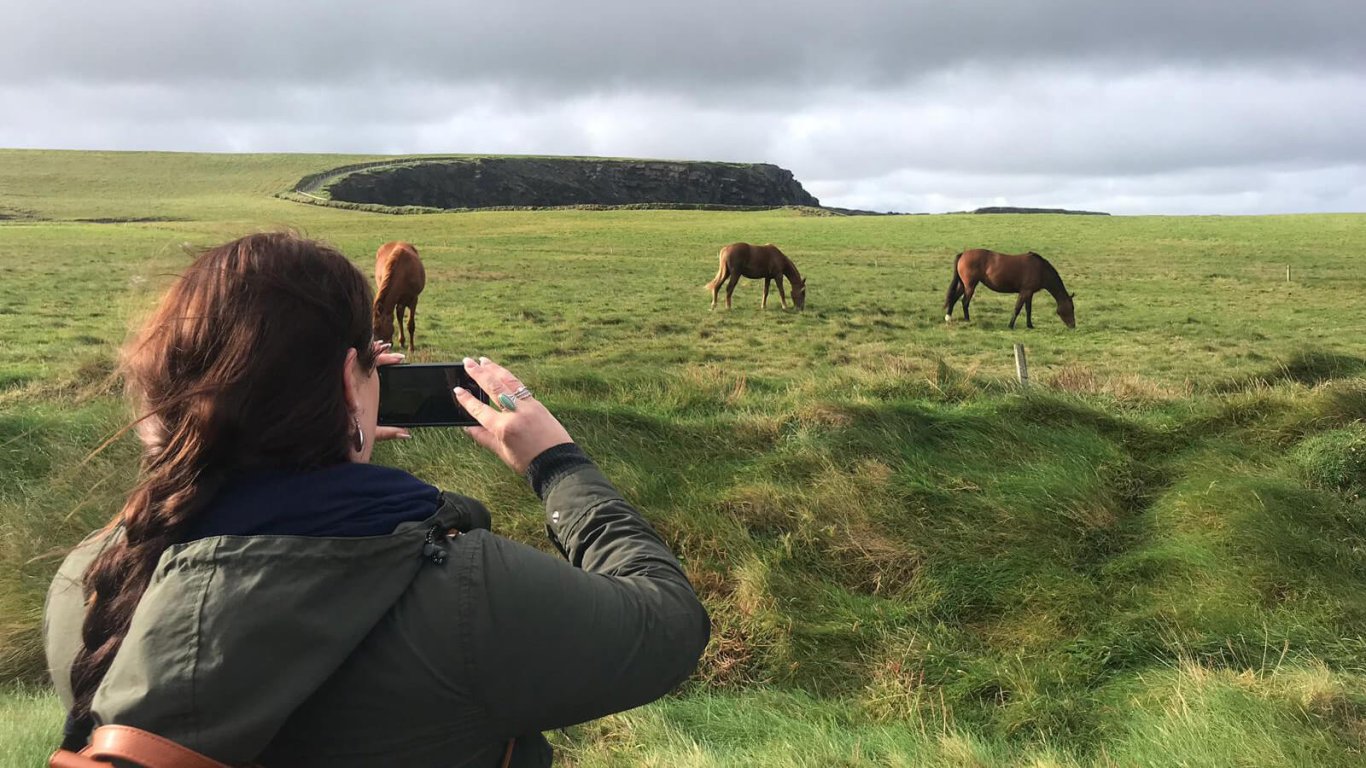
[377,363,491,427]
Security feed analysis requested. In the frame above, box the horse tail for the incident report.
[705,250,729,291]
[944,252,964,314]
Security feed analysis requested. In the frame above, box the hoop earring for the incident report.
[352,414,365,453]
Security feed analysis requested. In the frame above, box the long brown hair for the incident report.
[65,232,377,742]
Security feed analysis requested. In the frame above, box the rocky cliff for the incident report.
[972,206,1110,215]
[319,157,820,210]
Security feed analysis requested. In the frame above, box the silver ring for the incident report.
[511,386,533,401]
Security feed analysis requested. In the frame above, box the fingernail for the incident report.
[463,357,476,367]
[392,353,406,361]
[478,356,490,365]
[399,432,412,440]
[453,387,465,394]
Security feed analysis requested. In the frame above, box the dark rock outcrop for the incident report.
[322,158,820,210]
[972,206,1109,216]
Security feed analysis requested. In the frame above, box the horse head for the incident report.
[373,301,395,343]
[792,277,807,310]
[1057,292,1076,328]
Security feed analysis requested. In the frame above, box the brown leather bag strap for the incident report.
[84,725,233,768]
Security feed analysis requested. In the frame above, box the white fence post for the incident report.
[1014,344,1029,387]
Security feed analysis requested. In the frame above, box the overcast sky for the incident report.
[4,1,1364,214]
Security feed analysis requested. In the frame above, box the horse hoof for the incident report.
[944,314,952,322]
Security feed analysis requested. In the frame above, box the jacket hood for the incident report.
[84,479,465,763]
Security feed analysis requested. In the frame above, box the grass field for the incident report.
[1,148,1364,766]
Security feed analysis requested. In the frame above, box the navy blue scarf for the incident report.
[186,462,440,540]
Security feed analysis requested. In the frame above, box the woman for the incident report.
[43,232,709,767]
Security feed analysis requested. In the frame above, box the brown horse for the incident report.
[944,249,1075,329]
[373,241,426,351]
[706,243,807,311]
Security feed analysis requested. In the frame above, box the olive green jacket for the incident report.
[45,457,710,767]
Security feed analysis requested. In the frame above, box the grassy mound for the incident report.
[1294,426,1366,500]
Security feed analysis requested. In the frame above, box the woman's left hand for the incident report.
[371,341,412,442]
[453,357,573,474]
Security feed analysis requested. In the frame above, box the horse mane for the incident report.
[374,249,410,309]
[775,247,802,283]
[1030,252,1067,293]
[373,275,395,309]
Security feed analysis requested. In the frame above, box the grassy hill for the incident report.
[1,149,1363,766]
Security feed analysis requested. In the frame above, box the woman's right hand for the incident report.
[453,357,574,474]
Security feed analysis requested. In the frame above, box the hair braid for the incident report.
[62,232,377,746]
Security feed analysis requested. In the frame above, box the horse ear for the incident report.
[1070,292,1076,299]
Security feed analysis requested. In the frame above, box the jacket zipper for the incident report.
[422,524,449,565]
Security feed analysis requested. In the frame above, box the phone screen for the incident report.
[377,363,490,427]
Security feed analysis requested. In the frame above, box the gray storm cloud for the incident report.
[6,1,1363,88]
[3,0,1364,214]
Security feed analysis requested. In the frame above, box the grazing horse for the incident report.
[373,241,426,352]
[944,249,1075,329]
[706,243,807,311]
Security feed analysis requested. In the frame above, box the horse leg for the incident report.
[395,305,407,350]
[725,274,741,309]
[945,265,964,321]
[1025,295,1035,329]
[1009,294,1026,330]
[406,300,418,352]
[777,277,788,309]
[962,282,977,322]
[762,278,770,309]
[948,283,966,320]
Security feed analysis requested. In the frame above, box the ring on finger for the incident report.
[497,393,519,411]
[510,385,533,401]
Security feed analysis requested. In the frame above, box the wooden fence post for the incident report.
[1014,344,1029,387]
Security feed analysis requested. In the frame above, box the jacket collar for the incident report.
[185,462,440,541]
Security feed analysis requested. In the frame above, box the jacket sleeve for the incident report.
[463,444,710,734]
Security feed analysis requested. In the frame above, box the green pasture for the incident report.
[1,149,1363,766]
